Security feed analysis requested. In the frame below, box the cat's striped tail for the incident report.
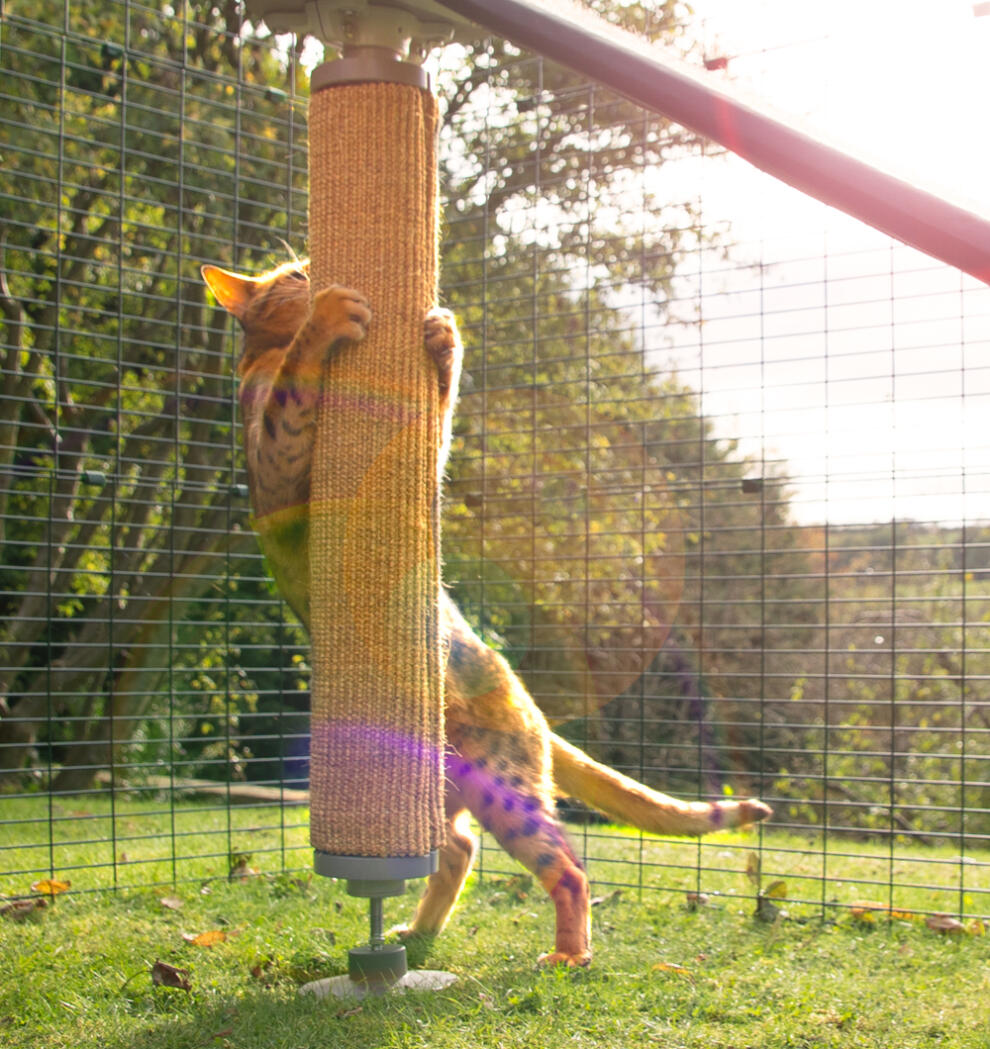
[550,733,771,836]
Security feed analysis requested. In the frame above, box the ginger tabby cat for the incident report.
[202,258,772,967]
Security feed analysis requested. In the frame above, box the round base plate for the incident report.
[299,970,457,1000]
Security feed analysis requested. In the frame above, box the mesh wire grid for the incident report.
[0,0,988,921]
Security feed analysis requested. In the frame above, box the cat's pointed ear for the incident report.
[201,264,259,321]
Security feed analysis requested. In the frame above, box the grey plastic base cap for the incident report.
[300,970,457,1000]
[349,943,407,983]
[311,55,430,91]
[345,878,407,899]
[314,849,438,882]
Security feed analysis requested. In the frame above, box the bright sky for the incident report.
[694,0,990,205]
[662,0,990,525]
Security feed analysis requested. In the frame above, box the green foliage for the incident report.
[0,0,307,789]
[768,523,990,840]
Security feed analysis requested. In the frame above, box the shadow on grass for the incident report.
[116,959,566,1049]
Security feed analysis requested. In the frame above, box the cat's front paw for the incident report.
[424,308,461,393]
[312,285,371,346]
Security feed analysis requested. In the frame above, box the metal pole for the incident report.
[436,0,990,285]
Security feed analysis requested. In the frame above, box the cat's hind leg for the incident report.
[496,801,590,968]
[405,802,477,938]
[451,727,592,967]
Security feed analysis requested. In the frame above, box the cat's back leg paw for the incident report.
[424,307,461,392]
[538,950,592,968]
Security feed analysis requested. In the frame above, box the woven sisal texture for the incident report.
[307,81,444,859]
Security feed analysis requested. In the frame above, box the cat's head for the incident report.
[202,258,311,366]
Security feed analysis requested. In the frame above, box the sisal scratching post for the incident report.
[302,65,447,994]
[308,79,443,867]
[239,0,475,998]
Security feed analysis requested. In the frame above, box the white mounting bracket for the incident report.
[243,0,478,65]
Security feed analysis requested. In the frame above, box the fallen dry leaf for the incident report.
[590,889,623,907]
[30,879,70,897]
[925,913,965,935]
[763,880,788,900]
[183,929,228,947]
[228,857,259,881]
[490,874,532,901]
[755,882,787,924]
[850,901,886,922]
[850,901,919,924]
[151,959,192,992]
[160,896,183,911]
[652,961,693,979]
[0,897,47,921]
[745,852,761,885]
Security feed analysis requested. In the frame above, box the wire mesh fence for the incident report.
[1,0,988,921]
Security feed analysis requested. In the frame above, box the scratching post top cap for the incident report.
[243,0,477,59]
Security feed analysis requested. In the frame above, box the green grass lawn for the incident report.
[2,795,989,1048]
